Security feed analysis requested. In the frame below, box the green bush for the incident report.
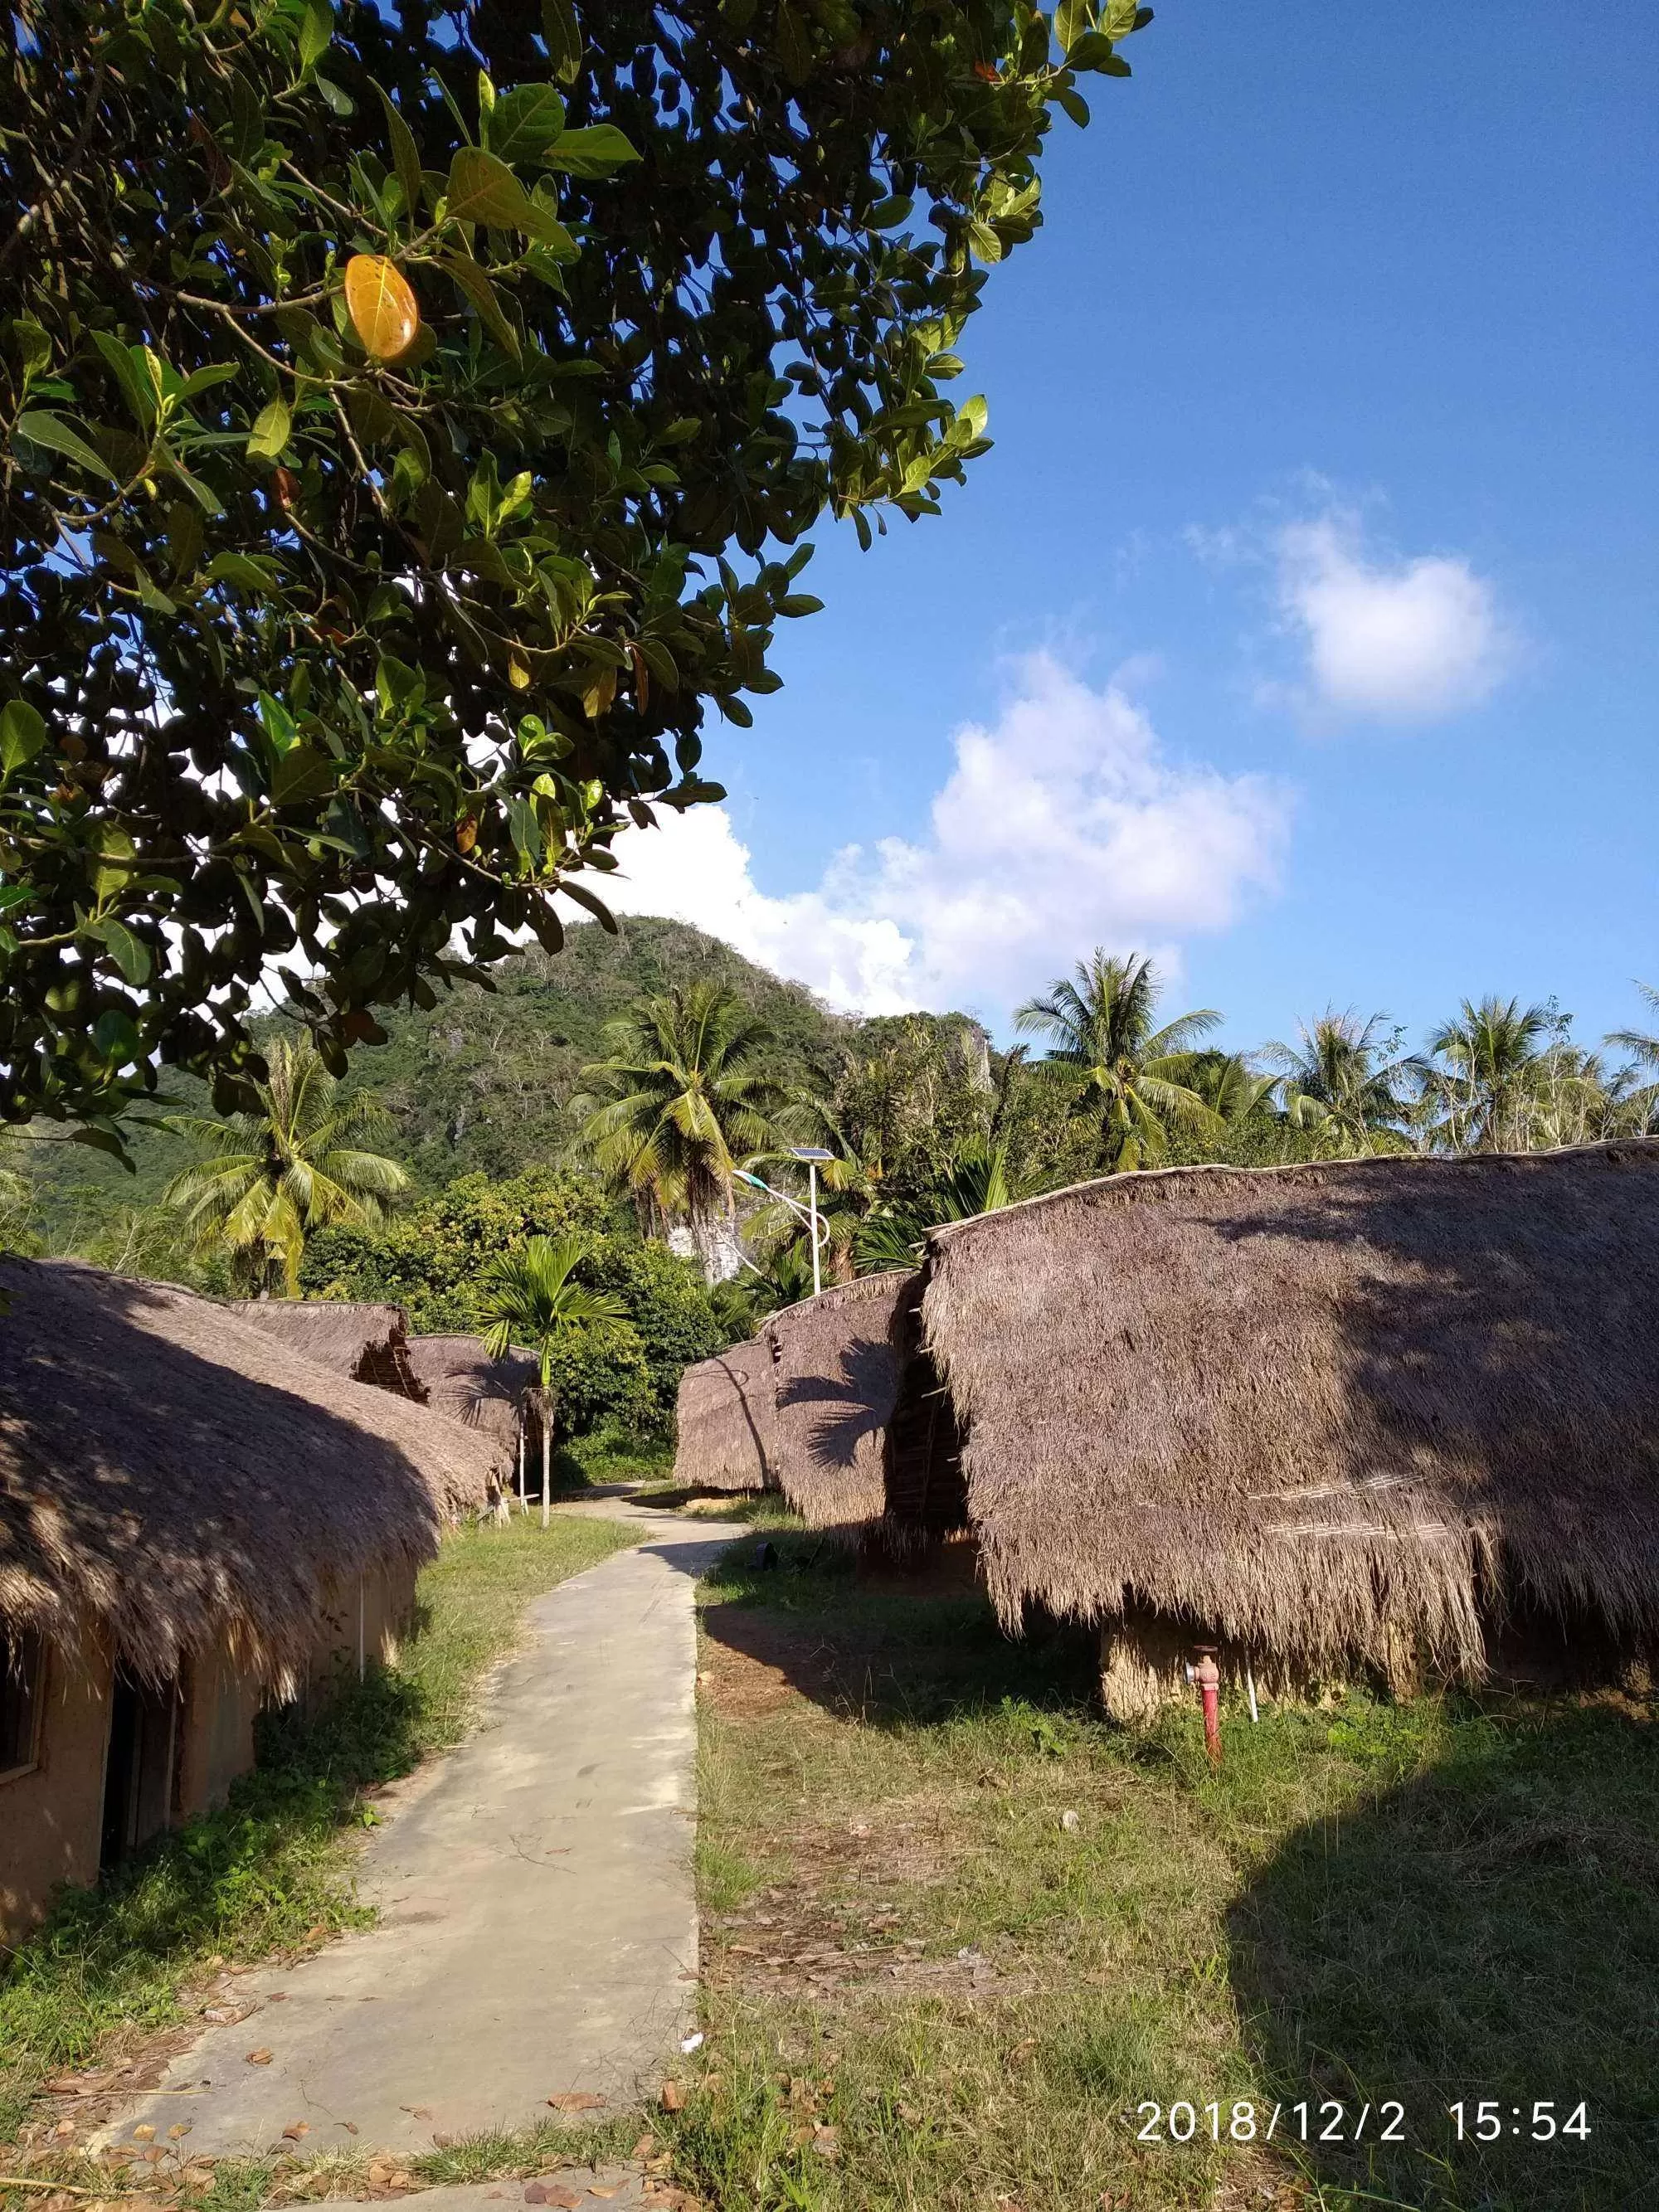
[303,1166,726,1438]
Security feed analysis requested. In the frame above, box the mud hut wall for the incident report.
[0,1621,112,1944]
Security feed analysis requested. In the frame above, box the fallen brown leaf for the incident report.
[166,2127,190,2142]
[342,2122,358,2137]
[243,2050,272,2068]
[659,2081,685,2112]
[542,2190,582,2211]
[630,2134,656,2160]
[521,2185,547,2206]
[281,2123,309,2142]
[132,2127,156,2142]
[397,2106,433,2121]
[546,2092,605,2112]
[202,2006,248,2026]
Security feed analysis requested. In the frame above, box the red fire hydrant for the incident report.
[1191,1646,1222,1767]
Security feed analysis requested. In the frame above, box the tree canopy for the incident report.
[0,0,1151,1143]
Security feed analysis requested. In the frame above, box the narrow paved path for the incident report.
[101,1506,734,2159]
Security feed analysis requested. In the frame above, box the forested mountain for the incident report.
[27,920,851,1221]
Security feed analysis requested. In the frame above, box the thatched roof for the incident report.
[404,1334,537,1456]
[0,1259,500,1683]
[673,1340,777,1493]
[920,1140,1659,1681]
[231,1299,421,1397]
[762,1273,912,1532]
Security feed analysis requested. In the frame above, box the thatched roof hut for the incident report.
[762,1273,912,1532]
[673,1339,777,1493]
[918,1141,1659,1694]
[231,1299,421,1397]
[0,1259,500,1684]
[404,1334,538,1456]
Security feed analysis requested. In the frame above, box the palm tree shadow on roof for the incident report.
[1225,1695,1659,2212]
[777,1336,897,1474]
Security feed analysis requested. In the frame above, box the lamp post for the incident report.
[789,1146,834,1296]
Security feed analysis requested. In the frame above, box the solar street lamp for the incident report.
[733,1149,835,1297]
[790,1147,834,1296]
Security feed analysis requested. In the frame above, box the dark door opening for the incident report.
[100,1666,181,1871]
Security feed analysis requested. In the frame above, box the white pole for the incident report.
[1244,1661,1259,1723]
[540,1393,551,1531]
[518,1422,527,1514]
[809,1160,821,1297]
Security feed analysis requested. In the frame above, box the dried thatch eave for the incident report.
[674,1339,777,1493]
[231,1299,421,1398]
[919,1140,1659,1683]
[0,1259,501,1685]
[404,1334,537,1457]
[762,1272,912,1532]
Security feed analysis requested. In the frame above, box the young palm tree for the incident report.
[575,984,782,1283]
[1263,1009,1423,1156]
[479,1235,629,1527]
[1014,950,1224,1172]
[1422,995,1552,1153]
[163,1037,408,1294]
[852,1136,1023,1274]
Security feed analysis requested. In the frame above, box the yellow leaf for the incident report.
[343,255,421,362]
[508,651,532,689]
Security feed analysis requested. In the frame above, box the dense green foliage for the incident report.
[303,1164,724,1433]
[0,0,1151,1138]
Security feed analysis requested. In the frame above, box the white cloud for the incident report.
[595,654,1288,1019]
[1273,511,1513,722]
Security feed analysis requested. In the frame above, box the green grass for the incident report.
[0,1513,637,2151]
[679,1529,1659,2212]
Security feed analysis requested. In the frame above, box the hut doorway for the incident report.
[100,1666,182,1870]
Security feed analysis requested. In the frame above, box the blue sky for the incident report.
[603,1,1657,1062]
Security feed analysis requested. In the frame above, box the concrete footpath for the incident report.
[100,1506,733,2159]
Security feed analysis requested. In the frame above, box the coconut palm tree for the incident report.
[1014,950,1224,1172]
[1263,1009,1423,1156]
[163,1037,408,1294]
[479,1235,629,1527]
[1421,995,1552,1153]
[575,984,783,1283]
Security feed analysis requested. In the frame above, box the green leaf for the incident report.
[488,84,567,165]
[70,1123,134,1164]
[375,82,426,229]
[445,147,567,241]
[867,194,913,231]
[315,75,355,117]
[271,744,341,807]
[13,316,51,386]
[0,701,46,779]
[540,0,582,83]
[207,551,281,591]
[91,332,155,427]
[559,877,618,932]
[246,395,291,462]
[94,1009,143,1063]
[540,124,641,178]
[16,411,119,484]
[257,689,298,756]
[1055,0,1089,50]
[81,916,152,986]
[439,250,523,357]
[298,0,334,72]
